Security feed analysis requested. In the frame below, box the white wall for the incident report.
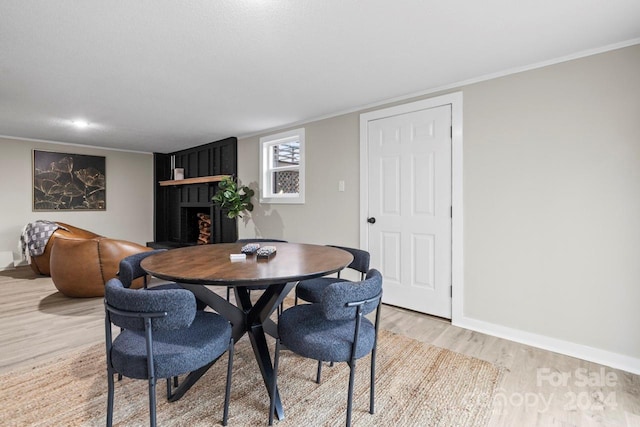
[461,45,640,365]
[0,137,154,263]
[237,113,361,246]
[237,44,640,368]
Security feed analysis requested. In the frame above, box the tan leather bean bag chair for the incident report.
[30,222,150,297]
[29,223,99,276]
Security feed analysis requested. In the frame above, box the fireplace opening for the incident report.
[181,207,212,245]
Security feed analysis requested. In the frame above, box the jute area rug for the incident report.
[0,330,501,426]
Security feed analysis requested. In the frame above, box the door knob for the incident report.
[367,217,376,224]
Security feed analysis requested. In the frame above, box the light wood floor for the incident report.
[1,267,638,426]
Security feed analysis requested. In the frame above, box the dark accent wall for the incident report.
[151,137,238,248]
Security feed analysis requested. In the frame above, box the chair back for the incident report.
[105,278,195,331]
[328,245,370,276]
[322,269,382,321]
[118,249,166,288]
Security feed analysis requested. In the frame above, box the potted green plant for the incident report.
[212,176,255,219]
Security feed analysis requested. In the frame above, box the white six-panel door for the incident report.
[366,104,452,318]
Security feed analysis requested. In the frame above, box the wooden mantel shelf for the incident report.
[159,175,230,187]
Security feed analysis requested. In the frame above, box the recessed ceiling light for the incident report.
[71,119,90,129]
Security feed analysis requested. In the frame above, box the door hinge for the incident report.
[450,126,453,138]
[450,286,453,297]
[450,206,453,218]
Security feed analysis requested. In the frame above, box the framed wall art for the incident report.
[32,150,106,211]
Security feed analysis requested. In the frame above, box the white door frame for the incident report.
[359,92,464,322]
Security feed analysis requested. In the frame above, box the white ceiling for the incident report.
[1,1,639,153]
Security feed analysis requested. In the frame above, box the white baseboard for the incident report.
[453,315,640,375]
[0,252,29,271]
[14,259,28,267]
[0,251,14,271]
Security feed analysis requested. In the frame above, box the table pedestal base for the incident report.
[171,282,296,421]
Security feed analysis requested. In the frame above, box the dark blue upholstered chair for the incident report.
[104,278,234,427]
[295,245,370,305]
[118,250,165,290]
[119,250,207,310]
[269,269,383,427]
[228,239,288,303]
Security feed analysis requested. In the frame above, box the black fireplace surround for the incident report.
[148,137,238,249]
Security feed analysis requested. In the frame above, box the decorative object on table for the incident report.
[228,238,288,302]
[229,253,247,262]
[197,213,211,244]
[241,243,260,254]
[32,150,106,211]
[212,176,255,219]
[256,245,277,258]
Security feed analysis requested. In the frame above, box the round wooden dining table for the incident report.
[141,242,353,421]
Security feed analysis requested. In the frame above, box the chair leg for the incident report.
[166,376,180,400]
[223,337,234,426]
[269,338,281,426]
[116,327,124,382]
[148,377,157,427]
[346,360,357,427]
[226,286,231,301]
[107,372,115,427]
[277,302,284,317]
[370,348,377,414]
[117,332,124,382]
[314,360,334,383]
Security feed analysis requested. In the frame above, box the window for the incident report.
[260,128,305,204]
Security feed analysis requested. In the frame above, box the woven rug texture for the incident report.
[0,329,501,426]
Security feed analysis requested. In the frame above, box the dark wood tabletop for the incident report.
[140,242,354,287]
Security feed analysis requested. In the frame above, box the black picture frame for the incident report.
[32,150,106,211]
